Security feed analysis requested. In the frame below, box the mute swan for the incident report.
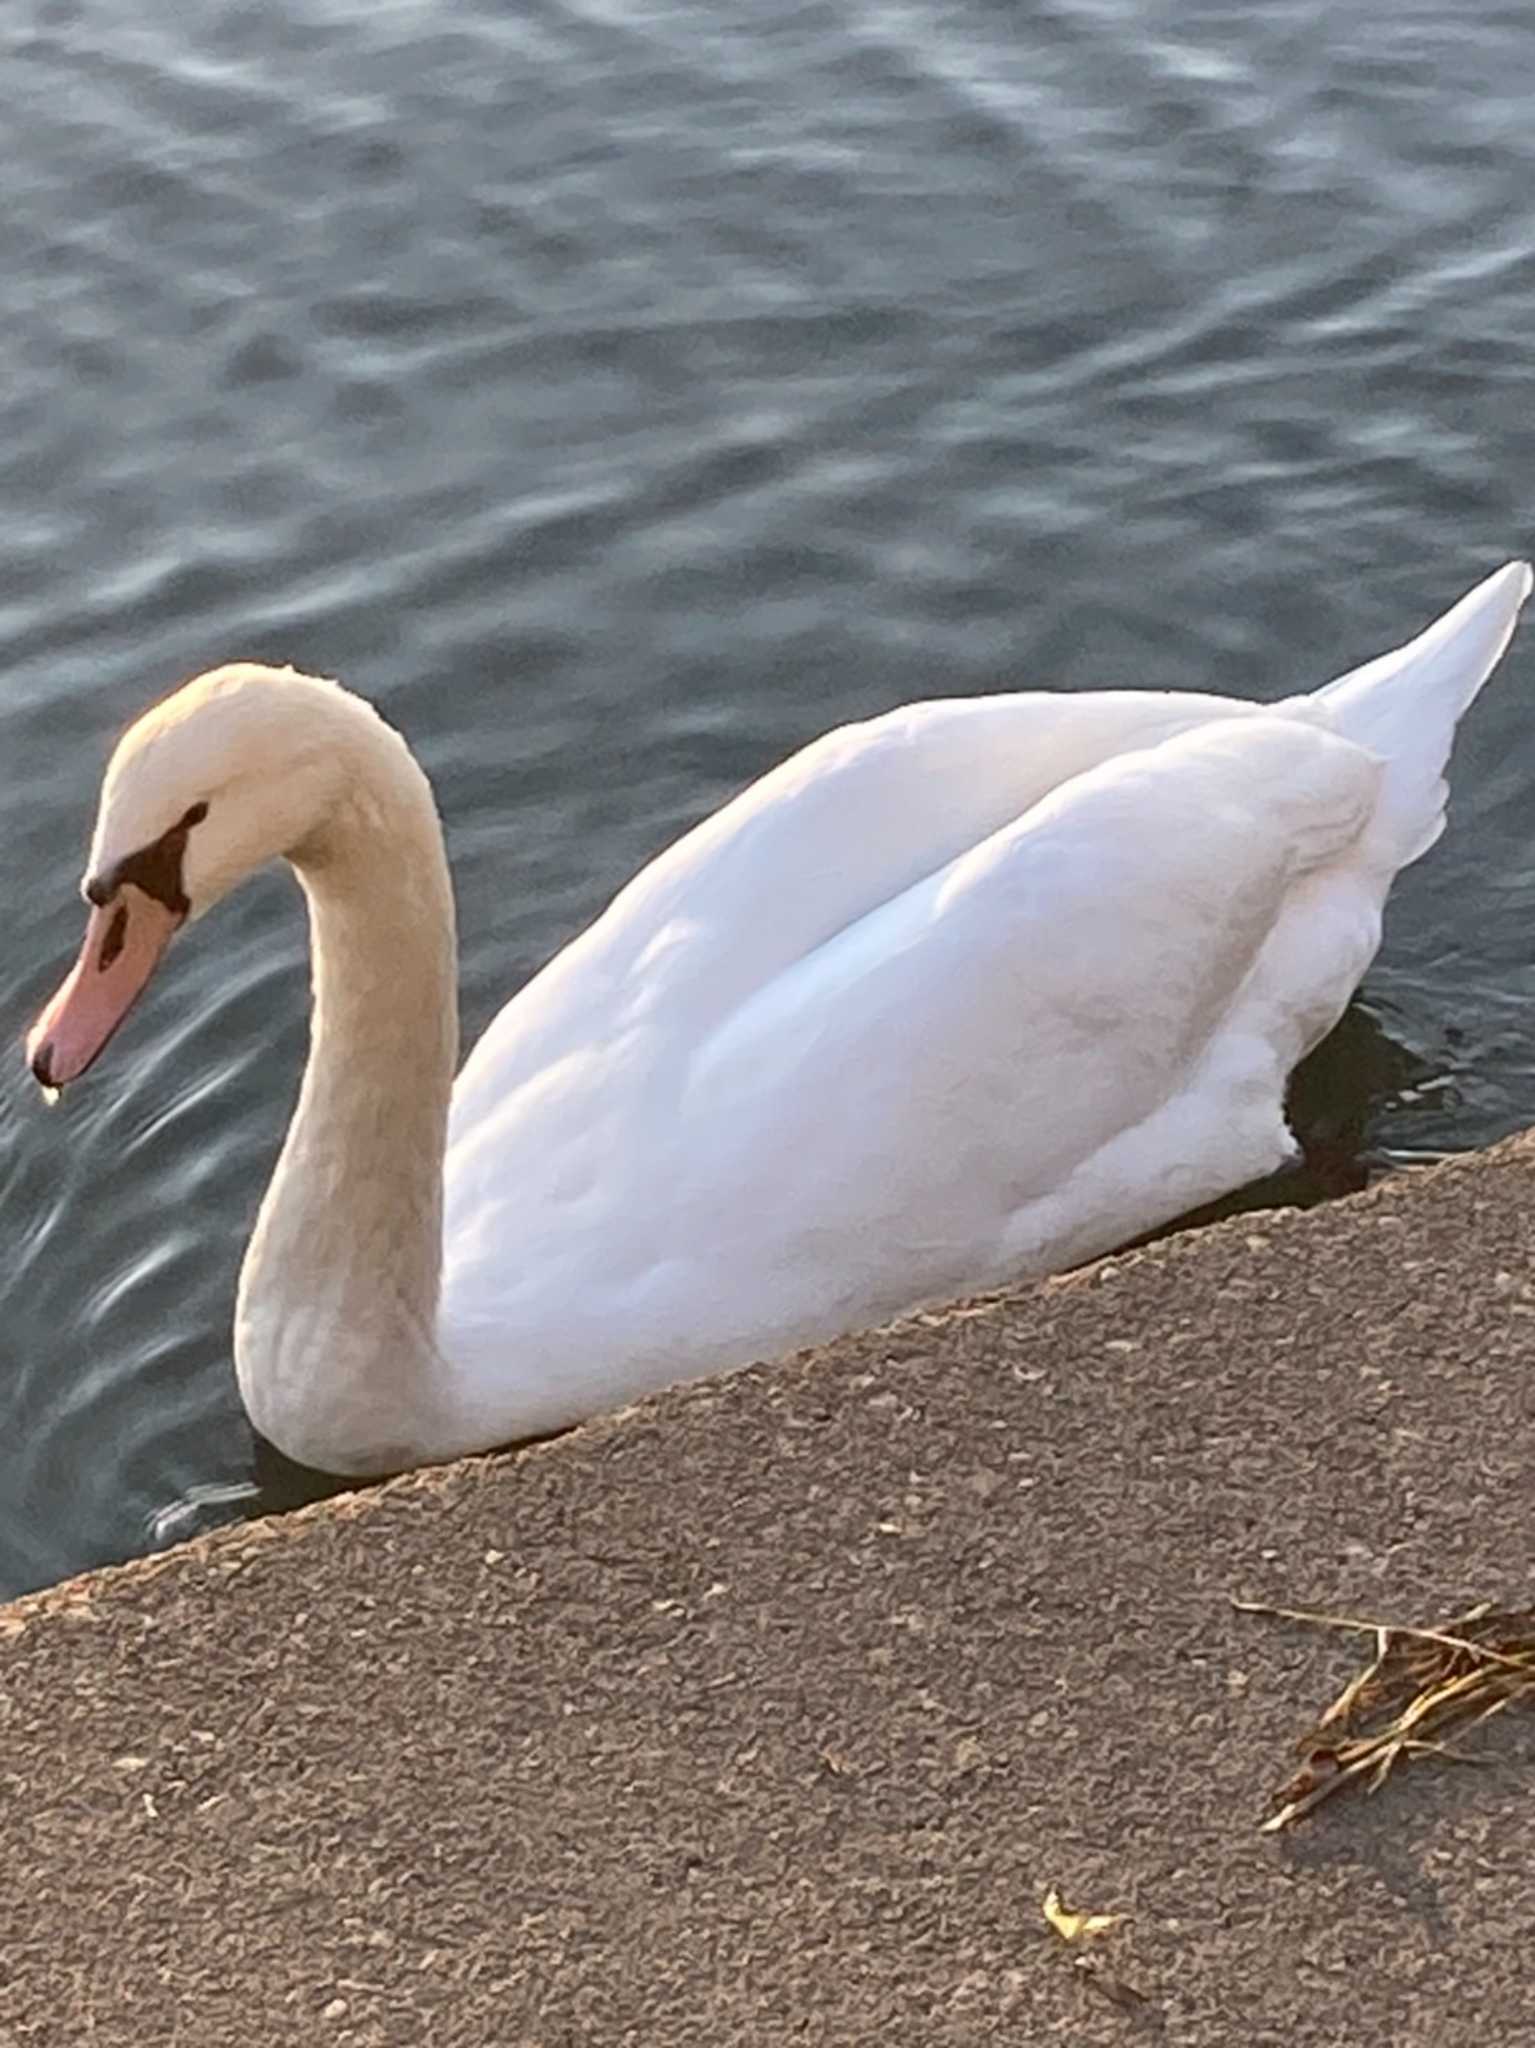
[26,563,1530,1474]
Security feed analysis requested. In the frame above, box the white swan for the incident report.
[26,563,1530,1474]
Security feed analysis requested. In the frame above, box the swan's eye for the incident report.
[87,803,209,917]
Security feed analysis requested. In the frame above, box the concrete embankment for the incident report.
[3,1137,1534,2045]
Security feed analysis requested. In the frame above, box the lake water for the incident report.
[3,0,1534,1598]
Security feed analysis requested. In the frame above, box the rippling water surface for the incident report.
[3,0,1535,1595]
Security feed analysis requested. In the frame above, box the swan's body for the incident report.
[28,563,1530,1473]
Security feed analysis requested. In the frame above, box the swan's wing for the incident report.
[443,712,1383,1389]
[679,708,1382,1214]
[450,685,1258,1133]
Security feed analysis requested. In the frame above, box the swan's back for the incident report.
[439,565,1529,1441]
[448,686,1254,1120]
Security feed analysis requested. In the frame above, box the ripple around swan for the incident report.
[4,0,1535,1592]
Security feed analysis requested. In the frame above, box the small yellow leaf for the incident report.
[1043,1886,1123,1943]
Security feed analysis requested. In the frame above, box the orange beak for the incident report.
[26,883,182,1092]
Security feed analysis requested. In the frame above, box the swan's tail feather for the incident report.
[1302,560,1532,870]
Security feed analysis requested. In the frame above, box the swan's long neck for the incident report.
[234,721,461,1475]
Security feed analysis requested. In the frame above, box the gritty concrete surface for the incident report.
[3,1137,1535,2046]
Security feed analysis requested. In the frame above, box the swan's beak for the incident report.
[26,884,183,1093]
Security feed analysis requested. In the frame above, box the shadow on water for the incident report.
[145,998,1440,1552]
[147,1415,581,1549]
[146,1431,426,1547]
[144,1435,397,1549]
[1194,996,1440,1220]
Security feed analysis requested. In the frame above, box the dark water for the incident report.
[3,0,1535,1597]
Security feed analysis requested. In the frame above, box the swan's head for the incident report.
[27,663,360,1092]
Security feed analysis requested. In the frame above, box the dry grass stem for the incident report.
[1233,1595,1535,1831]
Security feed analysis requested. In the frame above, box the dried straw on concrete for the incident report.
[1238,1596,1535,1830]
